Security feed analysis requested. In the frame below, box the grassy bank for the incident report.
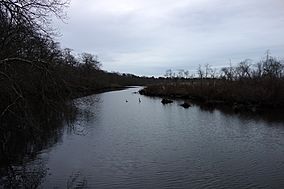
[140,54,284,112]
[140,77,284,112]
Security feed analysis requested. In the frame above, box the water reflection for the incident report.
[196,102,284,125]
[0,95,101,188]
[1,88,284,188]
[67,171,88,189]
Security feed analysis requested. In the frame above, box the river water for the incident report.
[1,87,284,188]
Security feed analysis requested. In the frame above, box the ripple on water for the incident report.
[4,87,283,189]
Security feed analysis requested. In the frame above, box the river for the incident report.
[1,87,284,188]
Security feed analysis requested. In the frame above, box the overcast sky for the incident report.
[53,0,284,76]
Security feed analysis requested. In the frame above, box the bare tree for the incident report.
[197,65,204,79]
[0,0,70,62]
[178,69,185,78]
[80,53,102,70]
[221,60,235,81]
[204,64,211,79]
[0,0,69,33]
[262,53,283,78]
[221,67,232,80]
[62,48,78,66]
[208,67,217,88]
[236,59,252,79]
[252,62,263,79]
[209,68,217,79]
[184,70,189,79]
[165,69,173,78]
[197,65,205,87]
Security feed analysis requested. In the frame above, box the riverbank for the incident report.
[139,81,284,113]
[70,85,131,99]
[3,87,284,189]
[0,58,159,132]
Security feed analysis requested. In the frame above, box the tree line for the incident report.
[143,52,284,110]
[164,52,284,81]
[0,0,161,132]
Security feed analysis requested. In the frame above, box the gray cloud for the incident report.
[54,0,284,76]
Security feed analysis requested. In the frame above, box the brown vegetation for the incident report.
[140,55,284,112]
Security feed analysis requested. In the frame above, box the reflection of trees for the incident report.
[67,95,102,136]
[0,94,101,188]
[67,171,88,189]
[0,159,47,189]
[0,103,77,188]
[197,102,284,124]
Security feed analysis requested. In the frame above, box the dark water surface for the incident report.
[1,87,284,188]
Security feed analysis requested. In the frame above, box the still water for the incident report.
[2,87,284,188]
